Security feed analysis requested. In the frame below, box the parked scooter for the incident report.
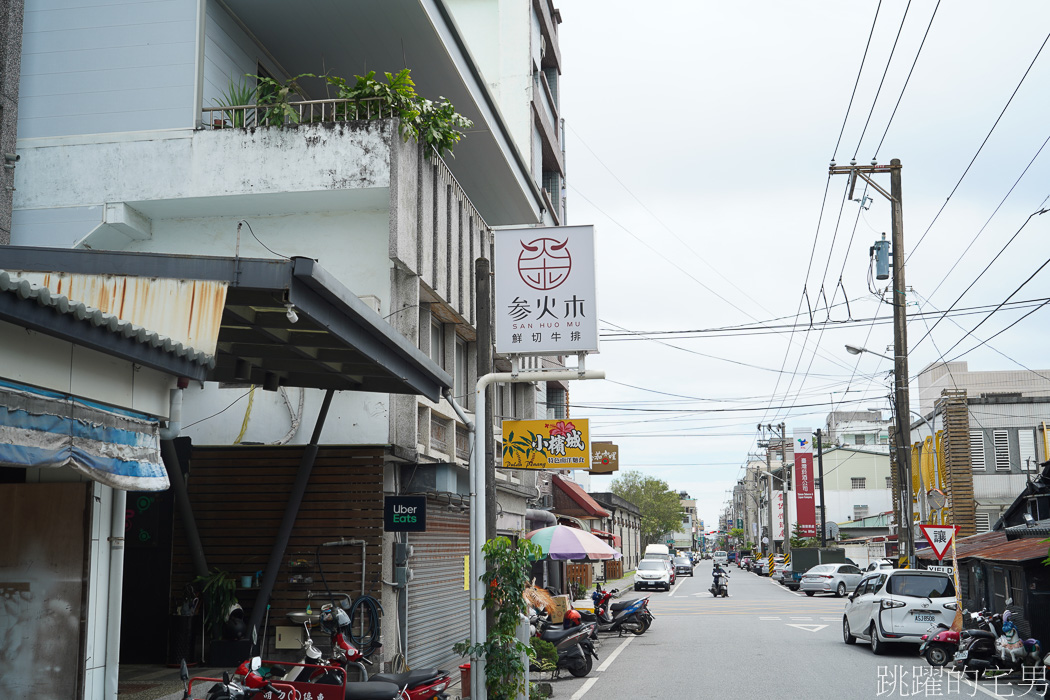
[575,585,649,635]
[710,570,729,598]
[590,584,654,630]
[532,612,599,677]
[951,611,1003,676]
[919,609,990,667]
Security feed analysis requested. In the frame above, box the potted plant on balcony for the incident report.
[193,568,239,639]
[215,78,258,129]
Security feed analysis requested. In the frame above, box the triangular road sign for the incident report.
[920,525,958,561]
[786,624,827,632]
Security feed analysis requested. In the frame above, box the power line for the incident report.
[872,0,941,159]
[907,28,1050,262]
[832,0,884,161]
[853,0,913,160]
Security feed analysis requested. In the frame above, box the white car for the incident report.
[634,558,672,591]
[842,570,958,654]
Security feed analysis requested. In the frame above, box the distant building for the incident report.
[825,410,892,452]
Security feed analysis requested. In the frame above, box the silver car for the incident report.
[798,563,864,597]
[842,570,957,654]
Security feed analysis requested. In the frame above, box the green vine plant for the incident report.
[454,537,543,700]
[216,69,471,159]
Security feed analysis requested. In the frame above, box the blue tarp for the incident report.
[0,379,168,491]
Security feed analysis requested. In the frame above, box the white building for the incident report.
[915,362,1050,533]
[9,0,570,693]
[825,409,892,452]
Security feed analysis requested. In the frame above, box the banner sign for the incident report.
[384,495,427,532]
[590,441,619,474]
[774,492,785,540]
[494,226,599,355]
[501,419,591,469]
[793,429,817,538]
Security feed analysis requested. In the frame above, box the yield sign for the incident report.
[920,525,959,561]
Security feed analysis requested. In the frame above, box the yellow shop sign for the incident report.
[501,419,591,470]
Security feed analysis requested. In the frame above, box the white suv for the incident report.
[842,570,958,654]
[634,558,672,591]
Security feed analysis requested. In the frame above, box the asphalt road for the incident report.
[537,561,1043,700]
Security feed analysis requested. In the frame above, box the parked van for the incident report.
[713,550,728,565]
[644,544,670,559]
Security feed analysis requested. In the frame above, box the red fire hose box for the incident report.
[459,663,471,699]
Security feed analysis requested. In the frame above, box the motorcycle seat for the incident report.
[542,625,588,644]
[370,669,447,687]
[963,629,997,640]
[344,680,402,700]
[610,600,639,612]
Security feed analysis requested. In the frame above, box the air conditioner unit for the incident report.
[537,494,553,509]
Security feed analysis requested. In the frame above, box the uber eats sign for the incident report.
[384,496,427,532]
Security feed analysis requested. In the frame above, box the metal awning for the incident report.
[0,247,452,400]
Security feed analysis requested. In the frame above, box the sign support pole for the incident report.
[461,366,604,700]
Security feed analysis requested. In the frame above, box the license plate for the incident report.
[954,650,968,661]
[914,614,936,623]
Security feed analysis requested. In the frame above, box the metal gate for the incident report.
[407,501,469,671]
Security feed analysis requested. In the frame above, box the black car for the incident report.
[673,556,694,576]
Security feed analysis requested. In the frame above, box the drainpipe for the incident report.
[192,0,206,127]
[104,487,127,700]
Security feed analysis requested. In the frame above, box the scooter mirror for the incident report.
[223,671,231,685]
[250,656,262,672]
[179,659,189,683]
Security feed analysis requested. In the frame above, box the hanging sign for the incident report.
[493,226,599,355]
[500,419,591,469]
[590,441,619,474]
[384,495,427,532]
[793,429,817,538]
[919,524,959,561]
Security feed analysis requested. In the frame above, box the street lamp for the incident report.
[845,344,894,362]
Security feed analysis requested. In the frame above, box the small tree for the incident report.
[454,537,542,700]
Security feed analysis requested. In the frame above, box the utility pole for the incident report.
[830,158,914,567]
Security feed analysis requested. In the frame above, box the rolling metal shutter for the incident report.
[406,501,469,672]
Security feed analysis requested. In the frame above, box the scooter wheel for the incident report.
[925,645,950,667]
[568,654,593,678]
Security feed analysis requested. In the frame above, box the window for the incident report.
[851,477,866,489]
[454,337,468,402]
[546,386,566,419]
[975,512,990,533]
[885,477,893,489]
[993,430,1010,472]
[969,431,986,471]
[855,433,867,445]
[1019,429,1037,471]
[853,505,869,520]
[430,320,445,367]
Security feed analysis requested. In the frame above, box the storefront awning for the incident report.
[0,247,453,400]
[0,379,167,491]
[590,528,622,548]
[552,474,610,518]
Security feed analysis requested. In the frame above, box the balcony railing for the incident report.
[202,97,394,129]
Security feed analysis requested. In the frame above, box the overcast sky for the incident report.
[557,1,1050,530]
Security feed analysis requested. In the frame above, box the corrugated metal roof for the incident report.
[960,537,1048,563]
[916,530,1006,560]
[0,270,214,368]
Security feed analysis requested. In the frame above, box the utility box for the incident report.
[274,626,303,650]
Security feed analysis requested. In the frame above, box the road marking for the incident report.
[668,579,684,597]
[821,617,840,621]
[759,617,781,620]
[596,635,635,673]
[790,617,813,620]
[786,624,828,632]
[946,670,1000,699]
[570,678,599,700]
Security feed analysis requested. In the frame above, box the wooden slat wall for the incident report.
[938,390,977,537]
[171,445,386,626]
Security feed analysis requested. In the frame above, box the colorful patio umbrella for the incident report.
[525,525,622,561]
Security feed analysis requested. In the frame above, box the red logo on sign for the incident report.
[518,238,571,290]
